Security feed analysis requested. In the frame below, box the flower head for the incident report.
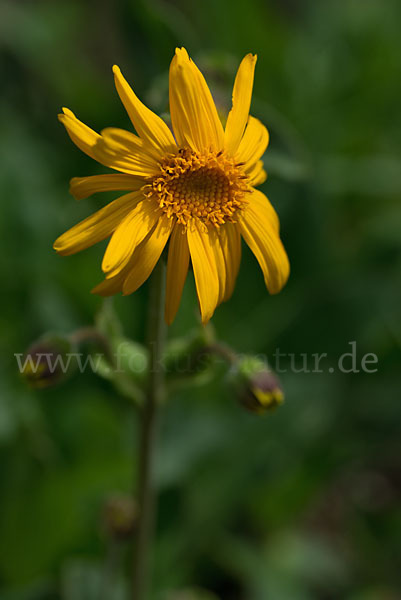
[55,48,289,324]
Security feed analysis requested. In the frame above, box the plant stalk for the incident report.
[132,258,166,600]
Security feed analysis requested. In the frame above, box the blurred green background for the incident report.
[1,0,400,598]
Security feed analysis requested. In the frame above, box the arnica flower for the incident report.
[55,48,289,324]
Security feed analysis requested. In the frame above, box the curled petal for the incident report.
[246,159,267,187]
[235,116,269,170]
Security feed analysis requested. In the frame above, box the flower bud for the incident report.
[19,334,76,389]
[232,356,284,414]
[102,493,137,541]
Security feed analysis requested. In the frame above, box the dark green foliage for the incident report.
[0,0,400,598]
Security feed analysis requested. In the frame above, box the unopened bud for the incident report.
[20,334,75,389]
[231,356,284,414]
[102,493,137,541]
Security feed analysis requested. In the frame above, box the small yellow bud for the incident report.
[19,334,75,389]
[231,356,284,414]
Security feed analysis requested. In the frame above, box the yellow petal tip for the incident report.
[101,260,111,274]
[61,107,74,117]
[174,47,190,64]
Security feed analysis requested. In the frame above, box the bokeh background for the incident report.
[1,0,400,598]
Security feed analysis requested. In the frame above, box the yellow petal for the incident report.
[224,54,257,156]
[58,108,100,161]
[187,220,220,323]
[239,192,289,293]
[53,191,142,256]
[248,188,279,233]
[123,216,174,295]
[100,127,158,163]
[92,273,125,297]
[169,48,224,152]
[92,135,160,177]
[59,110,159,177]
[92,249,137,296]
[235,116,269,169]
[219,222,242,302]
[112,65,176,156]
[70,174,143,200]
[246,159,267,187]
[208,228,227,304]
[165,224,190,325]
[102,199,161,277]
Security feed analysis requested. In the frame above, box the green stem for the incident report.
[132,258,167,600]
[101,539,122,600]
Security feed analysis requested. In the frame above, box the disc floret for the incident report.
[144,148,251,227]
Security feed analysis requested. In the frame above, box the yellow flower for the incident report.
[55,48,289,324]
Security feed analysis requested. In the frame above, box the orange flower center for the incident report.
[143,148,250,227]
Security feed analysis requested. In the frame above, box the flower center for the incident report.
[144,148,250,227]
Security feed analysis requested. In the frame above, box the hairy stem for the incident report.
[132,258,166,600]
